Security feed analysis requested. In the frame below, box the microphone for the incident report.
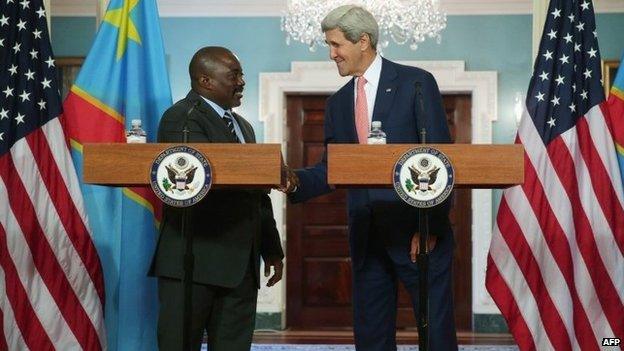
[414,81,426,144]
[182,100,201,143]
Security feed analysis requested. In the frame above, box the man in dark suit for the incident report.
[283,6,457,350]
[149,46,284,351]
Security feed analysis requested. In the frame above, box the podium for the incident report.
[83,143,283,186]
[327,143,524,350]
[327,144,524,187]
[83,142,283,351]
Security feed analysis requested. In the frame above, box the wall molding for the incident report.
[50,0,624,17]
[259,60,501,317]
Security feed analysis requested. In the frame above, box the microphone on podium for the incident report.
[182,100,201,143]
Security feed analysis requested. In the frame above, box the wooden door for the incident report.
[285,94,472,331]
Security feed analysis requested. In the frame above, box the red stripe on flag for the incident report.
[0,155,102,351]
[61,91,126,143]
[0,306,7,351]
[605,95,624,145]
[25,129,105,303]
[576,117,624,254]
[486,253,537,351]
[546,137,624,335]
[521,158,599,350]
[0,223,54,351]
[496,199,573,351]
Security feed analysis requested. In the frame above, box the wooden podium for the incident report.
[328,144,524,187]
[83,143,283,187]
[83,142,283,351]
[327,143,524,350]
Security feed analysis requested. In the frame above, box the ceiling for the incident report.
[50,0,624,17]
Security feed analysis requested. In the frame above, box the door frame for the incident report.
[257,61,499,323]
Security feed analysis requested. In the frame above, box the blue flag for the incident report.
[62,0,172,349]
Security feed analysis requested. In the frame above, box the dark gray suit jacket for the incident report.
[149,90,283,288]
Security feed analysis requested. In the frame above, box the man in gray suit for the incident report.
[149,46,284,351]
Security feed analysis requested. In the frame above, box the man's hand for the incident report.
[278,164,299,194]
[410,233,437,262]
[263,256,284,287]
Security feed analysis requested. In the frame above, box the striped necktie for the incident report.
[223,111,241,143]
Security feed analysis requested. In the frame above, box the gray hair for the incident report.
[321,5,379,50]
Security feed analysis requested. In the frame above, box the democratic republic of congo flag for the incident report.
[607,52,624,187]
[61,0,171,350]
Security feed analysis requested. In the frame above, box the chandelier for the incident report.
[281,0,447,52]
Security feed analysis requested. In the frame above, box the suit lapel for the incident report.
[232,113,254,143]
[341,78,358,143]
[187,91,240,142]
[371,58,398,128]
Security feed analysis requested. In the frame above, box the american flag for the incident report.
[0,0,106,349]
[486,0,624,350]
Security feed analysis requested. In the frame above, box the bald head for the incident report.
[189,46,245,109]
[189,46,233,84]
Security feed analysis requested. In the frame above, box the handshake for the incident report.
[278,163,299,194]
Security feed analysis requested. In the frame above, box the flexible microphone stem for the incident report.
[182,100,200,143]
[415,82,426,144]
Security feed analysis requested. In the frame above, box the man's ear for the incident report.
[359,33,371,51]
[198,74,212,90]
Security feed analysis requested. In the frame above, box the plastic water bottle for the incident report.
[126,119,147,143]
[367,121,386,144]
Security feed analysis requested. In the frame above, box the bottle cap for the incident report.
[131,119,141,127]
[371,121,382,128]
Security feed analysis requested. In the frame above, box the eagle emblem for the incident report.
[393,147,454,208]
[408,163,440,193]
[162,155,198,193]
[150,146,212,207]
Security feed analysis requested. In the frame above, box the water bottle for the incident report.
[367,121,386,144]
[126,119,147,143]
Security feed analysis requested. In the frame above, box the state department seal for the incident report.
[150,146,212,207]
[393,147,454,208]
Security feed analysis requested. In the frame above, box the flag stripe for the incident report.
[488,222,553,351]
[577,108,624,254]
[559,124,624,290]
[546,136,624,332]
[62,90,126,144]
[0,210,56,351]
[21,129,107,345]
[495,197,574,350]
[486,256,537,351]
[0,151,102,350]
[0,244,30,351]
[605,98,624,146]
[0,220,77,351]
[42,118,91,237]
[0,306,6,351]
[124,186,163,223]
[519,150,606,348]
[571,116,624,256]
[584,106,624,207]
[26,125,105,304]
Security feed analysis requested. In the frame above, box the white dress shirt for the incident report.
[353,54,382,126]
[200,96,246,143]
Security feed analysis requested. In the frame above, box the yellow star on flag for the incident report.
[104,0,142,60]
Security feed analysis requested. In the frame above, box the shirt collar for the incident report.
[358,54,382,89]
[199,95,228,118]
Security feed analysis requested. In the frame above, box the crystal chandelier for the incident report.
[281,0,447,52]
